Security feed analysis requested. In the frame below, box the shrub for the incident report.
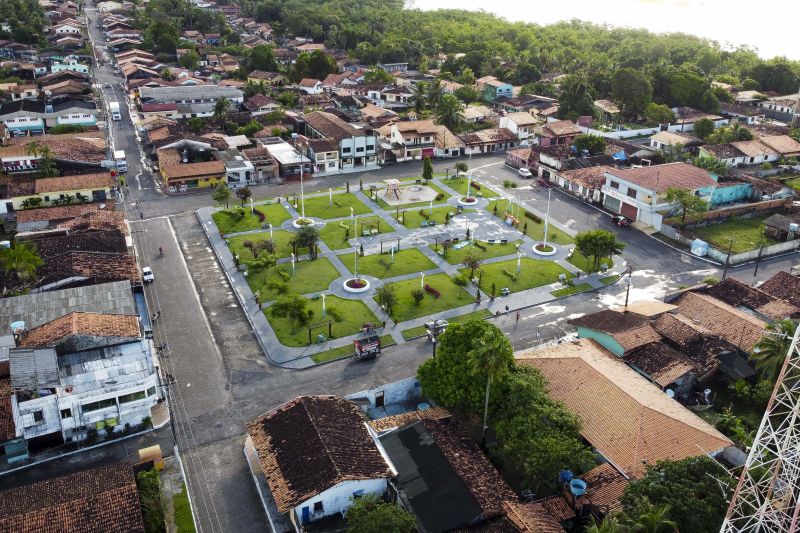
[474,241,486,251]
[503,179,513,188]
[703,276,719,285]
[524,211,542,223]
[326,305,342,321]
[470,182,481,190]
[491,282,496,297]
[424,284,441,298]
[411,288,425,305]
[334,200,342,208]
[452,274,468,287]
[434,192,445,201]
[267,281,289,294]
[502,268,519,281]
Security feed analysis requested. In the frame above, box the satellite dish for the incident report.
[666,389,675,398]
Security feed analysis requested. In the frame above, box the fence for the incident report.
[663,197,791,227]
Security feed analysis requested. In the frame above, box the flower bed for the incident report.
[292,217,314,229]
[535,243,555,252]
[424,284,441,298]
[346,278,367,289]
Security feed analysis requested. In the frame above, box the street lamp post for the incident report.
[353,242,359,278]
[516,251,522,274]
[291,252,296,275]
[420,271,425,288]
[299,151,306,218]
[321,293,326,317]
[329,187,332,207]
[431,336,436,358]
[624,264,635,310]
[268,223,273,239]
[249,197,254,215]
[543,188,552,247]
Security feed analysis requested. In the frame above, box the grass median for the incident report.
[462,258,571,295]
[212,203,291,234]
[380,273,475,322]
[339,248,438,279]
[400,309,492,340]
[247,258,339,300]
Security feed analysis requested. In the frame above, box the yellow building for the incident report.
[0,172,114,215]
[156,148,225,193]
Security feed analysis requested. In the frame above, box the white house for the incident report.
[297,78,323,94]
[499,111,538,141]
[244,396,393,531]
[389,119,437,161]
[51,58,90,74]
[304,110,378,170]
[53,23,81,35]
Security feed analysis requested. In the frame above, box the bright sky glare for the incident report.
[412,0,800,60]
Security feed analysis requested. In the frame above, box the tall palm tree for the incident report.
[426,78,443,110]
[0,242,44,283]
[469,324,512,445]
[26,141,58,177]
[411,82,427,114]
[751,319,797,381]
[587,516,628,533]
[628,502,676,533]
[435,94,464,132]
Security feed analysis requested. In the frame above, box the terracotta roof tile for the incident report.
[706,278,799,321]
[247,396,392,513]
[38,251,140,287]
[516,339,732,478]
[605,162,716,193]
[536,119,582,137]
[14,203,113,224]
[0,378,13,442]
[623,341,696,387]
[759,271,800,308]
[304,110,362,141]
[502,501,563,533]
[651,312,710,347]
[367,406,451,432]
[34,173,113,195]
[570,309,661,352]
[0,461,145,533]
[671,292,767,352]
[19,312,140,347]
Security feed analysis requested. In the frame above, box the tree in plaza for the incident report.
[664,187,708,228]
[620,456,733,533]
[269,295,314,328]
[410,288,425,305]
[574,229,626,271]
[242,239,256,258]
[411,81,427,114]
[0,242,43,283]
[345,495,417,533]
[462,254,482,279]
[235,186,252,207]
[643,103,675,126]
[422,156,433,183]
[455,162,469,177]
[417,320,512,413]
[375,283,398,316]
[751,318,796,381]
[435,94,463,131]
[693,117,715,140]
[257,239,276,256]
[178,49,200,70]
[296,225,320,259]
[611,67,652,118]
[25,141,57,177]
[252,253,277,280]
[573,133,606,155]
[212,184,231,208]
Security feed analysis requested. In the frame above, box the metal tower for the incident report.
[722,325,800,532]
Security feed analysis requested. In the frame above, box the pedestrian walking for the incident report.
[139,211,143,219]
[515,311,520,324]
[505,305,510,314]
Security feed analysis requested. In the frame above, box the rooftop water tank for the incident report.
[790,223,799,233]
[570,479,587,497]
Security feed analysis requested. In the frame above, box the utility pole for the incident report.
[752,242,765,285]
[624,263,635,310]
[722,239,734,280]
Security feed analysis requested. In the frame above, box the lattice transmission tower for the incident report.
[722,325,800,532]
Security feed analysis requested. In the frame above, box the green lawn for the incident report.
[462,258,572,295]
[265,295,379,347]
[568,251,615,274]
[174,483,196,533]
[690,216,779,254]
[600,274,621,285]
[442,177,499,198]
[247,258,340,300]
[311,334,395,363]
[486,199,573,244]
[379,273,475,322]
[401,309,492,340]
[551,282,593,298]
[318,216,393,250]
[396,206,473,229]
[433,240,522,265]
[211,203,291,235]
[783,175,800,191]
[228,230,294,262]
[296,192,371,219]
[340,248,438,279]
[374,182,452,210]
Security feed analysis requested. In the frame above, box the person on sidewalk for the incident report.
[515,311,520,324]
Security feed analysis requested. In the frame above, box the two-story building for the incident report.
[303,111,378,170]
[302,137,339,175]
[476,76,513,102]
[139,85,244,106]
[534,119,583,146]
[499,112,539,141]
[389,119,437,161]
[50,58,89,74]
[0,96,98,133]
[601,162,744,229]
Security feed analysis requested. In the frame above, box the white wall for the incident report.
[346,376,421,409]
[293,478,387,524]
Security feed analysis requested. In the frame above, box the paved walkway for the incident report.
[197,175,626,368]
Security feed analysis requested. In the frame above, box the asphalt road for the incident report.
[68,9,800,531]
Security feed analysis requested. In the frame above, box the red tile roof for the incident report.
[34,173,113,195]
[19,312,140,347]
[759,271,800,308]
[0,378,14,442]
[0,461,145,533]
[605,162,717,193]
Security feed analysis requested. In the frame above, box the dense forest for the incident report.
[238,0,799,116]
[0,0,48,44]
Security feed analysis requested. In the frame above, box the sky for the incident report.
[411,0,800,60]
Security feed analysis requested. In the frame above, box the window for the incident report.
[627,187,637,199]
[352,490,365,498]
[33,410,44,422]
[610,181,619,190]
[119,390,146,403]
[342,147,351,154]
[366,144,374,151]
[61,408,72,419]
[313,501,324,513]
[356,147,364,153]
[82,398,116,412]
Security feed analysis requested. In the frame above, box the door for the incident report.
[375,391,385,408]
[620,202,638,220]
[301,506,310,524]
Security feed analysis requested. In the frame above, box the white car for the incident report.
[518,167,533,178]
[142,267,154,283]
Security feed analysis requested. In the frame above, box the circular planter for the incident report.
[533,243,557,257]
[457,196,479,206]
[292,217,314,229]
[343,277,371,293]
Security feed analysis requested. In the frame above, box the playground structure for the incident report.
[379,179,439,206]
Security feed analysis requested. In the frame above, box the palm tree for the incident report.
[587,516,628,533]
[213,97,231,125]
[628,501,676,533]
[0,242,44,283]
[411,82,427,114]
[435,94,464,132]
[751,319,797,381]
[26,141,58,177]
[470,324,513,445]
[426,78,443,110]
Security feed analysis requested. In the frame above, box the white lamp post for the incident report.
[329,187,332,207]
[420,271,425,288]
[390,246,394,263]
[299,155,306,218]
[466,151,473,200]
[290,252,295,275]
[353,243,359,278]
[249,197,254,215]
[543,188,552,247]
[321,293,326,317]
[429,196,433,215]
[516,251,522,274]
[268,223,273,239]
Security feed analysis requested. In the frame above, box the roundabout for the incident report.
[343,277,371,293]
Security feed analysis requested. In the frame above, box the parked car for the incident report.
[611,216,631,227]
[537,178,551,188]
[518,167,533,179]
[142,267,154,282]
